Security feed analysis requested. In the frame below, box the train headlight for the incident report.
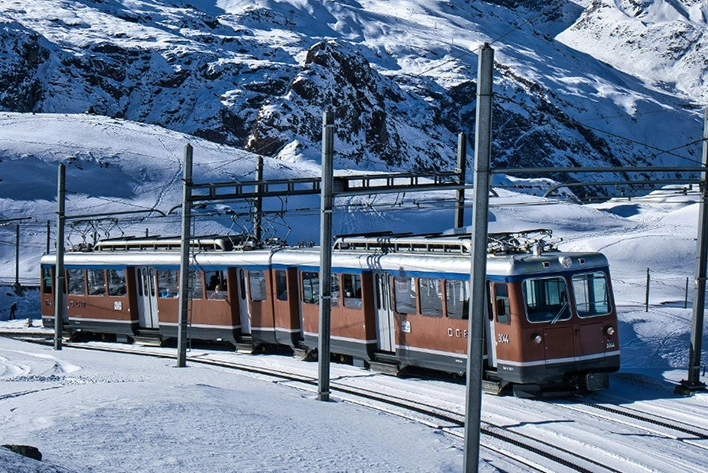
[605,326,615,336]
[532,334,542,344]
[559,256,572,268]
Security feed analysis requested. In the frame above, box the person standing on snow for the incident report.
[9,302,17,320]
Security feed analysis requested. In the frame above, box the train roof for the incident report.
[41,231,610,277]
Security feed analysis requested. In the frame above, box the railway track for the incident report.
[559,396,708,449]
[9,335,624,472]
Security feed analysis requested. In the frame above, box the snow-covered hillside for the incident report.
[0,1,704,189]
[558,0,708,104]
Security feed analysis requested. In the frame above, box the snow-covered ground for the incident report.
[3,184,708,471]
[1,107,707,471]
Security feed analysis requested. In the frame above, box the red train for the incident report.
[40,230,620,395]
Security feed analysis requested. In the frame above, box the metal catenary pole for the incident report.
[46,220,51,254]
[677,107,708,395]
[177,143,194,368]
[455,132,467,229]
[14,225,20,287]
[54,164,66,351]
[464,42,494,473]
[318,109,335,401]
[255,156,264,242]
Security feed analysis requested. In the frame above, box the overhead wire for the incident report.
[494,93,705,166]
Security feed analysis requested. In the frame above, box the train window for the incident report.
[87,269,106,296]
[189,270,203,299]
[108,269,127,296]
[239,269,246,300]
[331,274,340,307]
[249,271,267,301]
[445,280,469,319]
[419,278,443,317]
[157,270,179,298]
[494,283,510,325]
[343,274,362,309]
[572,272,611,318]
[393,276,417,315]
[42,267,53,294]
[206,270,227,299]
[522,276,570,323]
[302,271,319,304]
[137,269,143,296]
[67,269,86,295]
[275,270,288,301]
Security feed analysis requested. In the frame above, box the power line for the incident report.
[495,93,705,165]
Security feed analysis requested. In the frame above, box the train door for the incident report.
[135,267,159,329]
[374,273,396,352]
[237,268,251,334]
[486,283,497,368]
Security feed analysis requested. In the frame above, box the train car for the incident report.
[39,230,620,395]
[325,232,620,395]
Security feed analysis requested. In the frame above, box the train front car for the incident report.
[488,242,620,397]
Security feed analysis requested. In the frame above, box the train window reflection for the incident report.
[189,270,203,299]
[523,276,570,323]
[42,267,53,294]
[572,272,611,318]
[249,270,266,301]
[108,269,127,296]
[445,279,469,319]
[87,269,106,296]
[495,283,510,325]
[394,276,417,314]
[302,271,319,304]
[343,274,362,309]
[67,269,86,295]
[157,270,179,298]
[419,278,443,317]
[275,270,288,301]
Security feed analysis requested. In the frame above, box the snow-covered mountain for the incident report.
[1,1,705,190]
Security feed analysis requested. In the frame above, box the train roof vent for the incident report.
[92,234,254,252]
[487,229,559,255]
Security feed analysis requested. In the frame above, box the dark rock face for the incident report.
[0,1,700,196]
[3,444,43,461]
[0,22,48,112]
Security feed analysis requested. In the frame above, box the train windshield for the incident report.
[572,271,612,317]
[522,276,570,323]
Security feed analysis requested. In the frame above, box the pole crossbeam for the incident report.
[188,171,464,203]
[190,177,322,201]
[492,166,705,175]
[542,179,702,198]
